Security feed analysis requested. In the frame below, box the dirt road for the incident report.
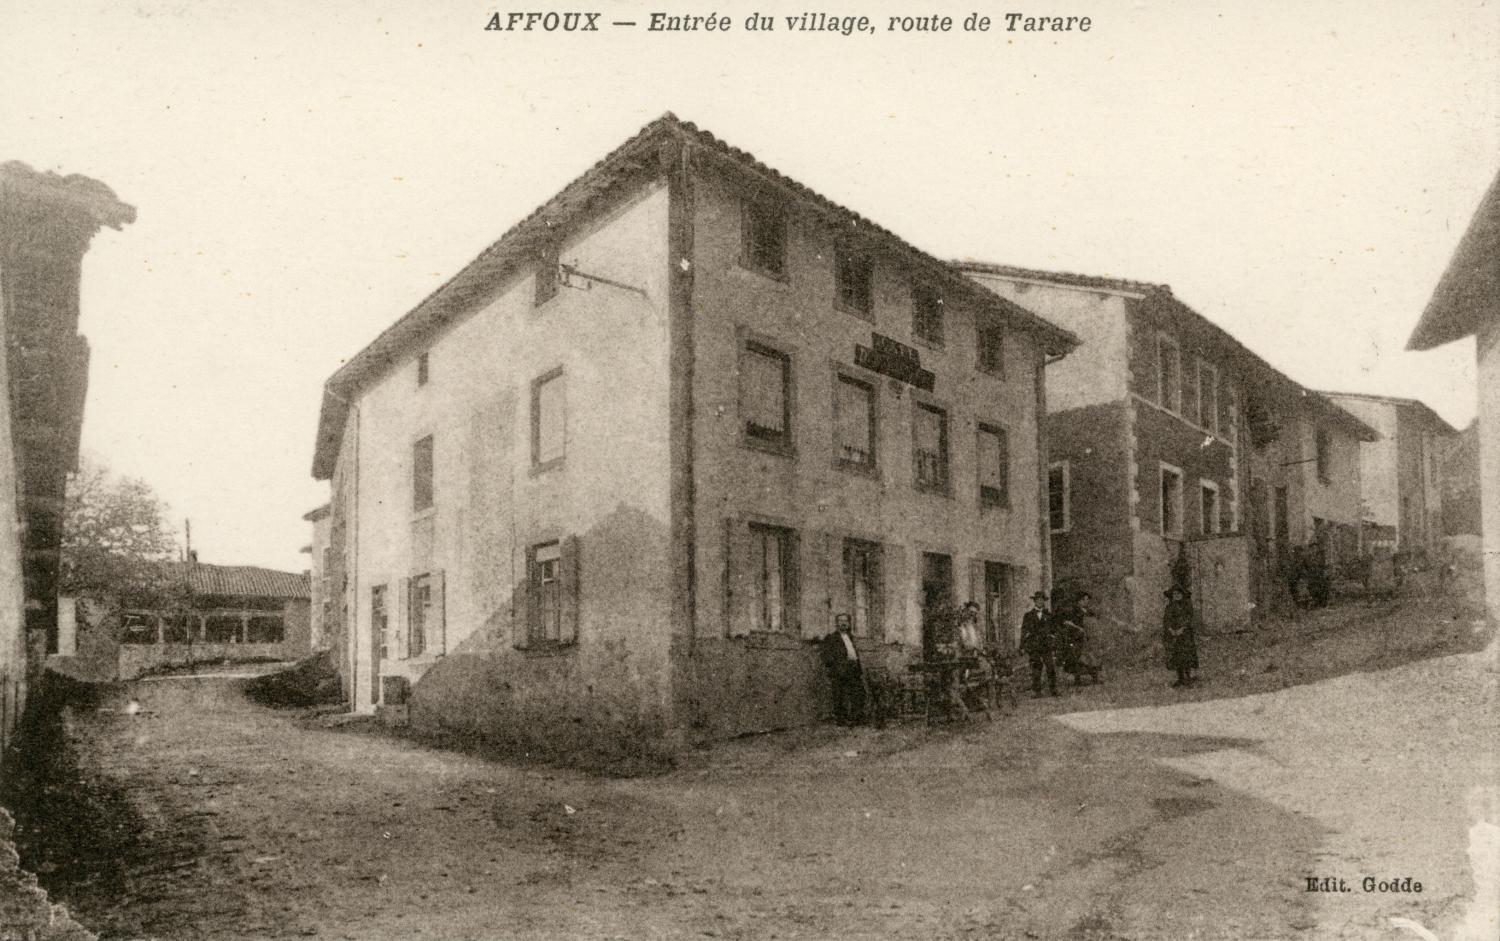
[14,601,1496,940]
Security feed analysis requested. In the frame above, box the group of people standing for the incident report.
[1018,590,1103,697]
[821,581,1202,725]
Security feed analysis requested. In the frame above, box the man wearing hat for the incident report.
[1019,590,1059,697]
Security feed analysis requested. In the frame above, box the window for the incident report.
[1197,359,1218,433]
[1157,335,1181,413]
[749,524,794,632]
[833,374,875,469]
[247,616,285,644]
[913,402,950,493]
[121,612,158,645]
[978,423,1009,509]
[978,321,1005,376]
[413,435,434,512]
[1048,461,1070,533]
[1200,480,1221,535]
[842,539,882,637]
[535,245,559,305]
[913,283,943,346]
[417,352,429,387]
[372,585,389,661]
[409,573,432,657]
[1315,429,1332,484]
[741,199,787,277]
[1160,464,1184,537]
[205,615,241,644]
[741,341,792,452]
[835,246,873,318]
[531,369,566,469]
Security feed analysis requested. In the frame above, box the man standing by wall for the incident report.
[820,614,865,726]
[1019,592,1058,698]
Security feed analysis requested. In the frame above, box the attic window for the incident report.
[417,352,429,387]
[836,246,873,318]
[741,199,787,278]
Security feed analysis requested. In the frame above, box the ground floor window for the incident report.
[750,523,795,633]
[529,544,562,644]
[409,573,433,657]
[1160,464,1184,538]
[204,615,242,644]
[121,612,157,645]
[1200,480,1221,535]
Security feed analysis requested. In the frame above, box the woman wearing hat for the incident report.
[1162,585,1199,687]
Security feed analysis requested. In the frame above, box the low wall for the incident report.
[118,643,291,679]
[670,633,915,742]
[406,639,673,768]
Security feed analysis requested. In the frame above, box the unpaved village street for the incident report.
[12,600,1498,941]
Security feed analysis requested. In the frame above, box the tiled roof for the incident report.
[1317,391,1459,436]
[954,260,1165,296]
[167,563,311,600]
[311,113,1082,479]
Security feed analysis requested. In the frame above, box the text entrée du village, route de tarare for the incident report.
[483,11,1094,35]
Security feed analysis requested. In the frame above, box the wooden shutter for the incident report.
[786,530,802,636]
[433,571,447,655]
[968,559,984,609]
[560,536,581,645]
[514,546,533,649]
[724,519,754,637]
[397,577,410,660]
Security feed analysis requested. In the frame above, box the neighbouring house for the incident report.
[65,560,311,680]
[1320,392,1458,556]
[955,263,1378,637]
[1242,384,1379,608]
[0,161,133,752]
[1406,169,1499,623]
[311,113,1078,753]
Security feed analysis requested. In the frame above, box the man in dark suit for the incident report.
[820,613,866,725]
[1019,591,1058,698]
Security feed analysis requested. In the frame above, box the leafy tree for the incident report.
[61,456,182,604]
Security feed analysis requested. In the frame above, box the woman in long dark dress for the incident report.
[1162,586,1199,687]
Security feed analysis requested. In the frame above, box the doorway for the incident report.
[920,552,954,658]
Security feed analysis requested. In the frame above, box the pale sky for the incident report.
[3,0,1496,571]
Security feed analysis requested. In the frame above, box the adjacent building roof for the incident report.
[956,261,1380,442]
[302,504,330,523]
[1318,391,1460,437]
[167,562,311,600]
[1407,170,1500,350]
[311,113,1082,480]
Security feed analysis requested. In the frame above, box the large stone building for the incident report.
[0,162,133,751]
[956,263,1376,636]
[311,115,1077,754]
[1406,170,1499,623]
[1320,392,1457,555]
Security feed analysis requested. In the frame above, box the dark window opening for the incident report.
[978,423,1009,509]
[528,544,562,645]
[409,573,432,657]
[978,322,1004,376]
[835,247,873,317]
[417,352,429,387]
[913,283,943,345]
[741,200,787,277]
[247,616,285,644]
